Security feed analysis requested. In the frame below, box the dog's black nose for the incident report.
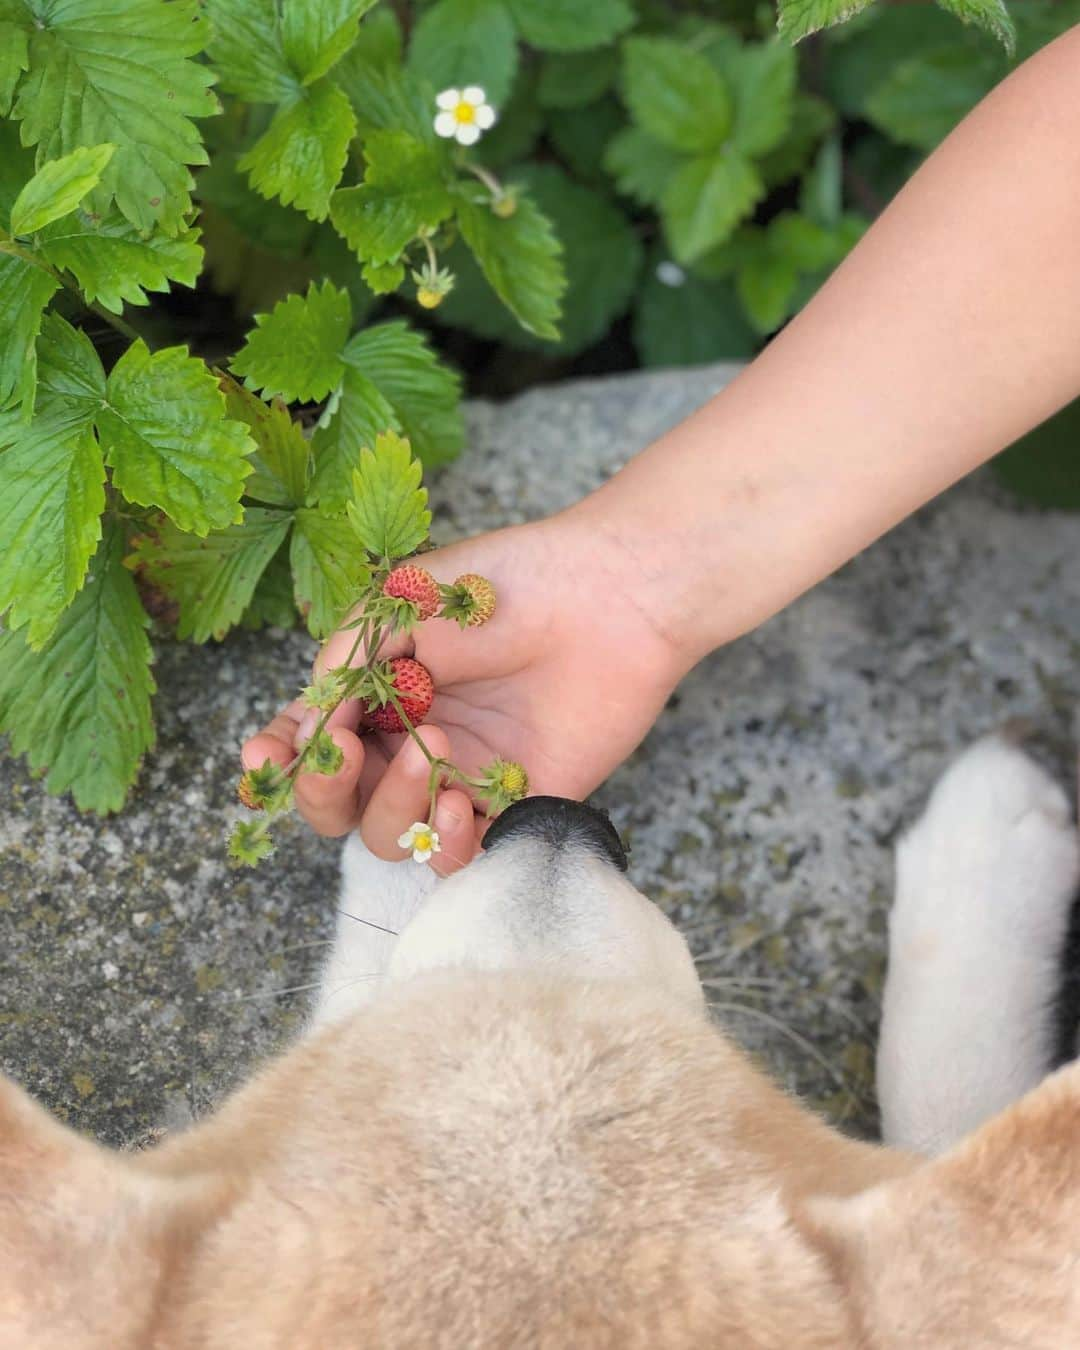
[483,796,628,872]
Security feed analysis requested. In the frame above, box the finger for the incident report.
[428,789,480,877]
[292,726,368,838]
[360,725,452,860]
[242,707,302,772]
[293,692,362,751]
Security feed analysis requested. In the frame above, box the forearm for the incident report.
[570,27,1080,668]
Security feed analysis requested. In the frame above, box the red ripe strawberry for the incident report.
[364,657,434,734]
[383,565,440,621]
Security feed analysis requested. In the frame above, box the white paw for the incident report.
[308,834,440,1032]
[877,734,1080,1155]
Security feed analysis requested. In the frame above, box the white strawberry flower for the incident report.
[434,86,496,146]
[397,821,442,864]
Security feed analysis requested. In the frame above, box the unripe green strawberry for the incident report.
[383,565,440,621]
[440,573,496,628]
[363,657,435,734]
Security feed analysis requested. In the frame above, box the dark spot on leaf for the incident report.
[149,196,161,207]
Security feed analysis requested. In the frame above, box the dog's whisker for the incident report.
[708,1000,858,1102]
[232,981,325,1003]
[336,910,399,937]
[269,939,335,956]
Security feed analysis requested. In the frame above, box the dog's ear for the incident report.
[0,1075,228,1349]
[801,1062,1080,1347]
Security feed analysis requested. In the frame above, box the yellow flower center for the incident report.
[414,831,433,851]
[454,102,476,124]
[499,765,527,796]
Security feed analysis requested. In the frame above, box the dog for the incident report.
[1,733,1078,1347]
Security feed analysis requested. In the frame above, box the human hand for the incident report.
[242,512,690,874]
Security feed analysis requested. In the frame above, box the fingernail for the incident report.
[295,710,318,748]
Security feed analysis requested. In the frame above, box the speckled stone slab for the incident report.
[2,363,1078,1144]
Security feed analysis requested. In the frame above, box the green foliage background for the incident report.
[0,0,1076,813]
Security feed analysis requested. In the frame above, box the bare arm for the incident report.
[573,25,1080,665]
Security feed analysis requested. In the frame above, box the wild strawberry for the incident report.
[475,758,529,814]
[440,573,496,628]
[363,657,434,734]
[383,565,440,621]
[237,773,263,811]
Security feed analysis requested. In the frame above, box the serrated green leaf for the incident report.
[456,193,565,340]
[362,258,407,294]
[37,211,203,314]
[98,342,254,535]
[546,95,623,184]
[0,523,156,815]
[0,20,29,116]
[335,40,436,143]
[766,212,841,271]
[537,49,617,110]
[232,280,352,402]
[290,507,371,637]
[736,251,800,333]
[758,91,835,188]
[0,404,105,650]
[723,41,796,158]
[219,374,311,507]
[240,540,298,630]
[633,257,756,367]
[197,151,315,254]
[281,0,378,85]
[239,79,357,221]
[0,119,34,220]
[0,251,58,414]
[330,130,452,265]
[311,366,400,509]
[776,0,875,43]
[938,0,1015,52]
[799,137,842,228]
[661,151,763,265]
[11,0,217,234]
[408,0,518,108]
[347,429,430,560]
[126,508,292,642]
[506,0,634,52]
[343,321,463,466]
[204,0,296,100]
[865,44,998,151]
[36,312,107,410]
[604,126,677,208]
[9,143,114,237]
[621,38,732,154]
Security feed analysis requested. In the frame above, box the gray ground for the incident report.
[2,363,1078,1145]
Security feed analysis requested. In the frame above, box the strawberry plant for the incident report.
[0,0,1067,818]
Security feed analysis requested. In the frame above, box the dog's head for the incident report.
[2,799,1077,1348]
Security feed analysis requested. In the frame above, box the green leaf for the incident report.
[204,0,295,101]
[408,0,518,108]
[0,20,29,116]
[865,45,998,151]
[456,193,565,340]
[758,91,835,188]
[311,365,400,509]
[347,429,431,560]
[36,312,108,410]
[993,396,1080,510]
[98,342,255,535]
[474,66,542,169]
[0,119,34,220]
[776,0,875,43]
[232,280,352,403]
[633,258,756,367]
[330,130,452,265]
[736,251,800,333]
[799,137,842,228]
[937,0,1015,52]
[0,524,156,815]
[281,0,379,85]
[11,0,217,234]
[0,252,58,413]
[239,79,358,221]
[537,49,617,110]
[822,4,961,120]
[604,126,677,208]
[240,541,298,630]
[9,144,115,237]
[723,41,797,158]
[546,95,623,184]
[0,404,105,650]
[126,509,292,642]
[766,212,842,271]
[290,508,371,637]
[621,38,732,154]
[343,321,463,466]
[661,151,763,265]
[37,211,203,314]
[336,41,436,143]
[505,0,634,52]
[362,258,407,295]
[219,374,311,507]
